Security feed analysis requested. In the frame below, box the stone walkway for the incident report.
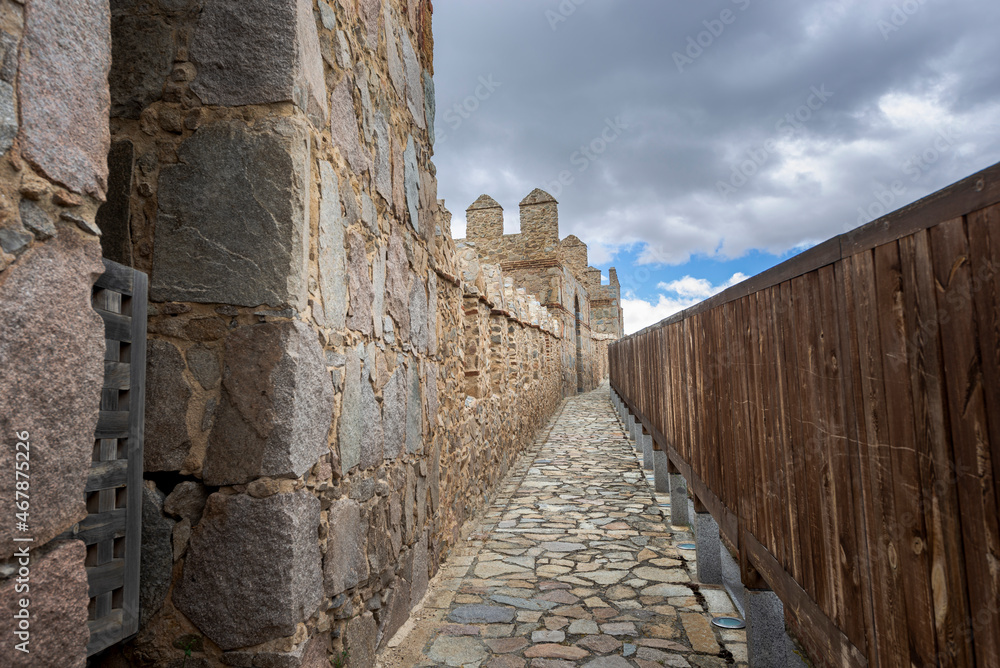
[378,384,747,668]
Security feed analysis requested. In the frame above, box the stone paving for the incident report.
[378,384,748,668]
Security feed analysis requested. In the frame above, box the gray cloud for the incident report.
[430,0,1000,266]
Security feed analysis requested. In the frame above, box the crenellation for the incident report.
[457,189,622,396]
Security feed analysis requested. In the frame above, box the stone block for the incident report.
[324,498,369,596]
[694,512,723,585]
[669,473,689,527]
[406,361,423,454]
[380,577,412,648]
[385,228,411,339]
[163,481,209,525]
[152,117,310,309]
[400,24,424,128]
[411,533,429,607]
[424,70,436,145]
[382,365,407,459]
[344,613,378,668]
[720,546,746,619]
[189,0,327,124]
[746,588,788,667]
[372,244,386,337]
[185,344,220,390]
[409,276,428,352]
[330,77,369,174]
[140,481,175,627]
[641,433,653,470]
[403,136,420,231]
[347,230,374,335]
[385,9,404,98]
[109,13,174,119]
[0,233,104,558]
[203,321,333,485]
[173,491,323,650]
[19,199,55,240]
[317,161,347,330]
[19,0,111,198]
[0,31,18,154]
[652,450,669,493]
[338,345,383,472]
[144,339,192,472]
[2,541,89,667]
[427,270,438,355]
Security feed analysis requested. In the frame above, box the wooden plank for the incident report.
[103,361,130,390]
[95,258,134,293]
[96,411,129,439]
[929,217,1000,667]
[87,558,125,598]
[832,258,879,665]
[844,250,909,667]
[967,204,1000,555]
[743,526,868,668]
[873,239,937,668]
[85,460,128,493]
[817,263,867,651]
[87,610,124,656]
[779,278,817,598]
[900,228,973,666]
[122,268,147,639]
[96,309,131,343]
[75,509,127,545]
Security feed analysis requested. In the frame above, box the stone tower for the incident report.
[519,188,559,255]
[466,194,503,239]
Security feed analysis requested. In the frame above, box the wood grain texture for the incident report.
[610,168,1000,667]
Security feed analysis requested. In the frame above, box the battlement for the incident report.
[519,188,560,252]
[466,194,504,240]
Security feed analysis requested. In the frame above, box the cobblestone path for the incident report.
[379,384,747,668]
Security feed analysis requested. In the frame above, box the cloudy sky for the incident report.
[430,0,1000,334]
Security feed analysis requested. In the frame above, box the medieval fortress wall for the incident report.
[0,1,620,666]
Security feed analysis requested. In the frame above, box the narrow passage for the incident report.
[380,384,747,668]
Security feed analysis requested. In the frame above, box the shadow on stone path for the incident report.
[378,383,747,668]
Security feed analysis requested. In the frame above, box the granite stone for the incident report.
[19,0,111,198]
[0,233,103,557]
[173,491,323,650]
[189,0,327,124]
[203,321,334,485]
[109,13,174,119]
[318,161,347,330]
[324,498,369,596]
[140,481,175,627]
[152,117,310,309]
[347,230,374,335]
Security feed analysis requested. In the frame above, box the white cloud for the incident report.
[623,272,748,334]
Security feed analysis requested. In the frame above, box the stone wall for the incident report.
[0,1,617,666]
[0,1,598,667]
[0,0,110,665]
[460,188,623,395]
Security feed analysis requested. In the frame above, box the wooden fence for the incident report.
[610,163,1000,667]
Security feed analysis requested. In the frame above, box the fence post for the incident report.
[653,449,670,493]
[668,462,689,527]
[693,499,722,585]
